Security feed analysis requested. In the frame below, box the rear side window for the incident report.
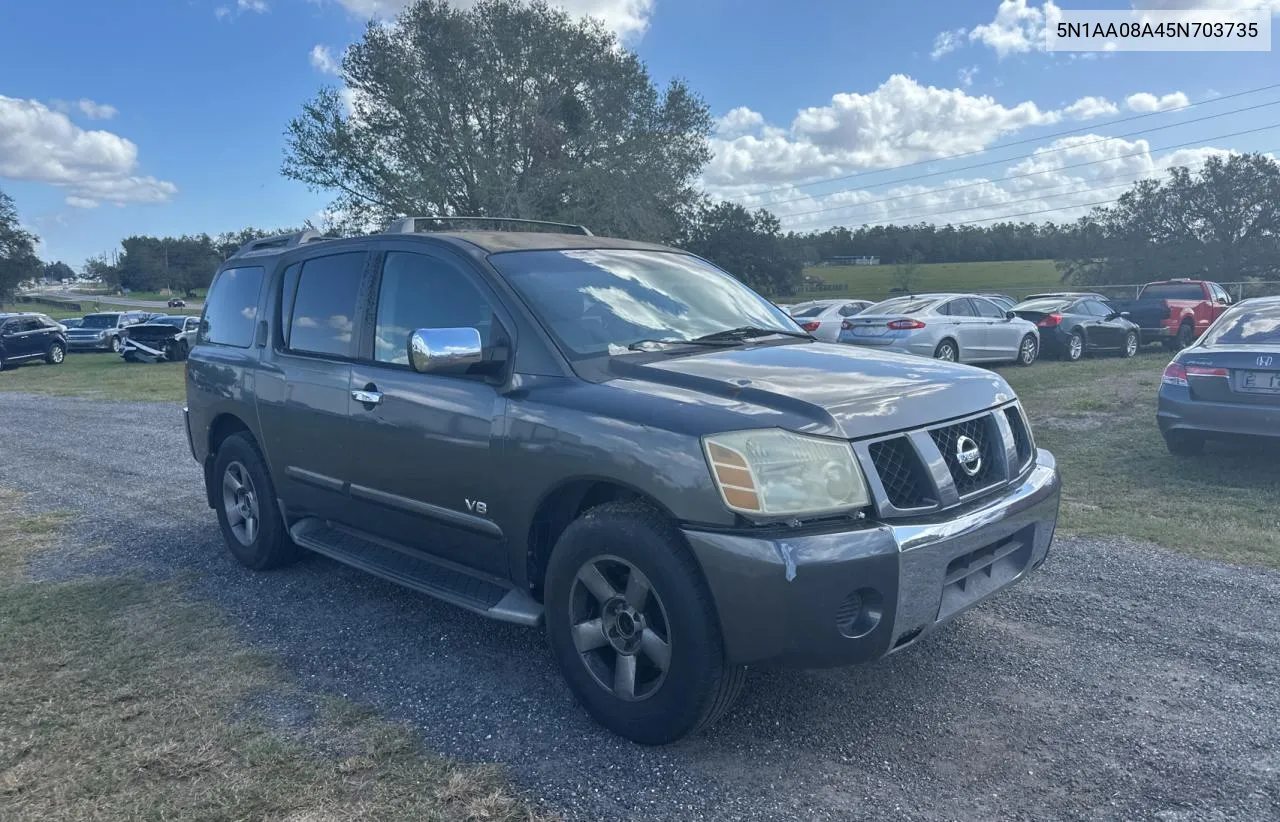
[792,304,827,318]
[201,266,265,348]
[287,252,367,358]
[971,299,1004,319]
[942,299,976,317]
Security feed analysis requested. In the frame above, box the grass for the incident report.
[0,351,186,402]
[4,301,201,319]
[996,351,1280,569]
[0,487,552,822]
[794,259,1062,301]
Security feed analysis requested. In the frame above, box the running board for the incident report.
[289,517,543,627]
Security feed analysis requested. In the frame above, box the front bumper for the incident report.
[684,450,1060,668]
[1158,388,1280,440]
[66,337,111,350]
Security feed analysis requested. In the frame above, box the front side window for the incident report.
[490,249,794,358]
[373,252,495,366]
[1200,302,1280,347]
[201,266,264,347]
[287,252,366,358]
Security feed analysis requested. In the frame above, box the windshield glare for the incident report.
[864,297,938,316]
[80,314,119,329]
[490,249,797,357]
[1201,302,1280,346]
[792,304,829,318]
[1015,300,1071,312]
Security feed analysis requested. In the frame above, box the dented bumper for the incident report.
[121,338,170,362]
[683,451,1060,668]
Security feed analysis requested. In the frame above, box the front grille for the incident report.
[1004,406,1033,469]
[868,437,932,509]
[930,416,1001,496]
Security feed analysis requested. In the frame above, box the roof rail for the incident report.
[231,230,327,258]
[386,216,593,237]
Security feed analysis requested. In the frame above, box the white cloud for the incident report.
[326,0,654,41]
[214,6,231,19]
[958,66,980,87]
[1125,91,1189,113]
[931,28,966,59]
[53,98,118,121]
[238,0,269,11]
[0,96,176,208]
[705,76,1063,190]
[715,107,765,138]
[310,44,340,75]
[1132,1,1280,13]
[1063,96,1118,121]
[968,0,1060,58]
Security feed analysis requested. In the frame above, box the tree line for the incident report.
[3,0,1276,302]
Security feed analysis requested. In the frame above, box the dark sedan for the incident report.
[1012,296,1140,361]
[1158,297,1280,456]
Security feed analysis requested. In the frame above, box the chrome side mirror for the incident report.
[408,327,483,374]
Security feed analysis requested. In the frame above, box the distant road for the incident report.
[26,291,204,310]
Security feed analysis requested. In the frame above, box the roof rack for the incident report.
[386,216,593,237]
[231,230,327,258]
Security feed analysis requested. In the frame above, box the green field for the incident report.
[0,352,186,402]
[794,259,1063,301]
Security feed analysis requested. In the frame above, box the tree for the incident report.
[1061,153,1280,286]
[679,201,803,296]
[892,252,922,294]
[283,0,713,241]
[42,260,76,283]
[0,188,41,301]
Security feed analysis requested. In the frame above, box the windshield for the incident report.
[79,314,119,329]
[863,296,939,316]
[1200,302,1280,347]
[1014,299,1071,312]
[145,316,184,327]
[490,249,797,357]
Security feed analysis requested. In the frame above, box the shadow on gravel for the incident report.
[30,513,1280,822]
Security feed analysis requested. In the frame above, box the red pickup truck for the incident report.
[1108,279,1233,350]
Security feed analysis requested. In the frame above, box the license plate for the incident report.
[852,326,881,336]
[1239,370,1280,394]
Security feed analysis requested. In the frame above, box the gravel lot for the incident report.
[2,391,1277,822]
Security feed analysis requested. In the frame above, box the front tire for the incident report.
[545,501,745,745]
[212,433,298,570]
[1061,330,1084,362]
[1016,334,1038,366]
[108,336,121,353]
[1121,331,1139,358]
[933,339,958,362]
[45,342,66,365]
[1164,430,1204,457]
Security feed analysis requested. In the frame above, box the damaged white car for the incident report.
[120,315,200,363]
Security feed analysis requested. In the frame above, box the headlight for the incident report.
[96,331,107,339]
[702,429,870,517]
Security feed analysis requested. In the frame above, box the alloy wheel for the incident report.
[568,555,672,702]
[1020,336,1037,364]
[221,461,260,547]
[1125,333,1138,357]
[51,345,64,363]
[936,342,957,362]
[1069,334,1083,360]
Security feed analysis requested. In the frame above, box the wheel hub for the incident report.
[602,596,646,655]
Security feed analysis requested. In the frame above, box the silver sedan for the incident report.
[787,299,873,342]
[838,293,1041,365]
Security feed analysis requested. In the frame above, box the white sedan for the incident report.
[787,299,873,342]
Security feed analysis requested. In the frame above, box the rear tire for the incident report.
[933,339,958,362]
[212,433,298,570]
[45,342,66,365]
[1165,322,1194,351]
[1164,430,1205,457]
[1016,334,1038,366]
[545,500,745,745]
[1061,330,1084,362]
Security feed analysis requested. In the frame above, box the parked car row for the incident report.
[0,310,198,372]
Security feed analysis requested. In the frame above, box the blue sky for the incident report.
[2,0,1279,267]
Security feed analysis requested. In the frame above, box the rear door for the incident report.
[7,318,43,358]
[254,249,372,523]
[343,245,511,576]
[938,298,988,361]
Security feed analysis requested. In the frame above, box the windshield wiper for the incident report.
[690,326,814,343]
[626,337,741,351]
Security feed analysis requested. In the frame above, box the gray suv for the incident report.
[185,219,1061,744]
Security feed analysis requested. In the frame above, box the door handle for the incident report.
[351,388,383,405]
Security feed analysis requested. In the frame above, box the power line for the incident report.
[721,81,1280,202]
[780,154,1231,233]
[760,98,1280,212]
[775,121,1280,227]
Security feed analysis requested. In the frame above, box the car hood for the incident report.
[607,341,1016,440]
